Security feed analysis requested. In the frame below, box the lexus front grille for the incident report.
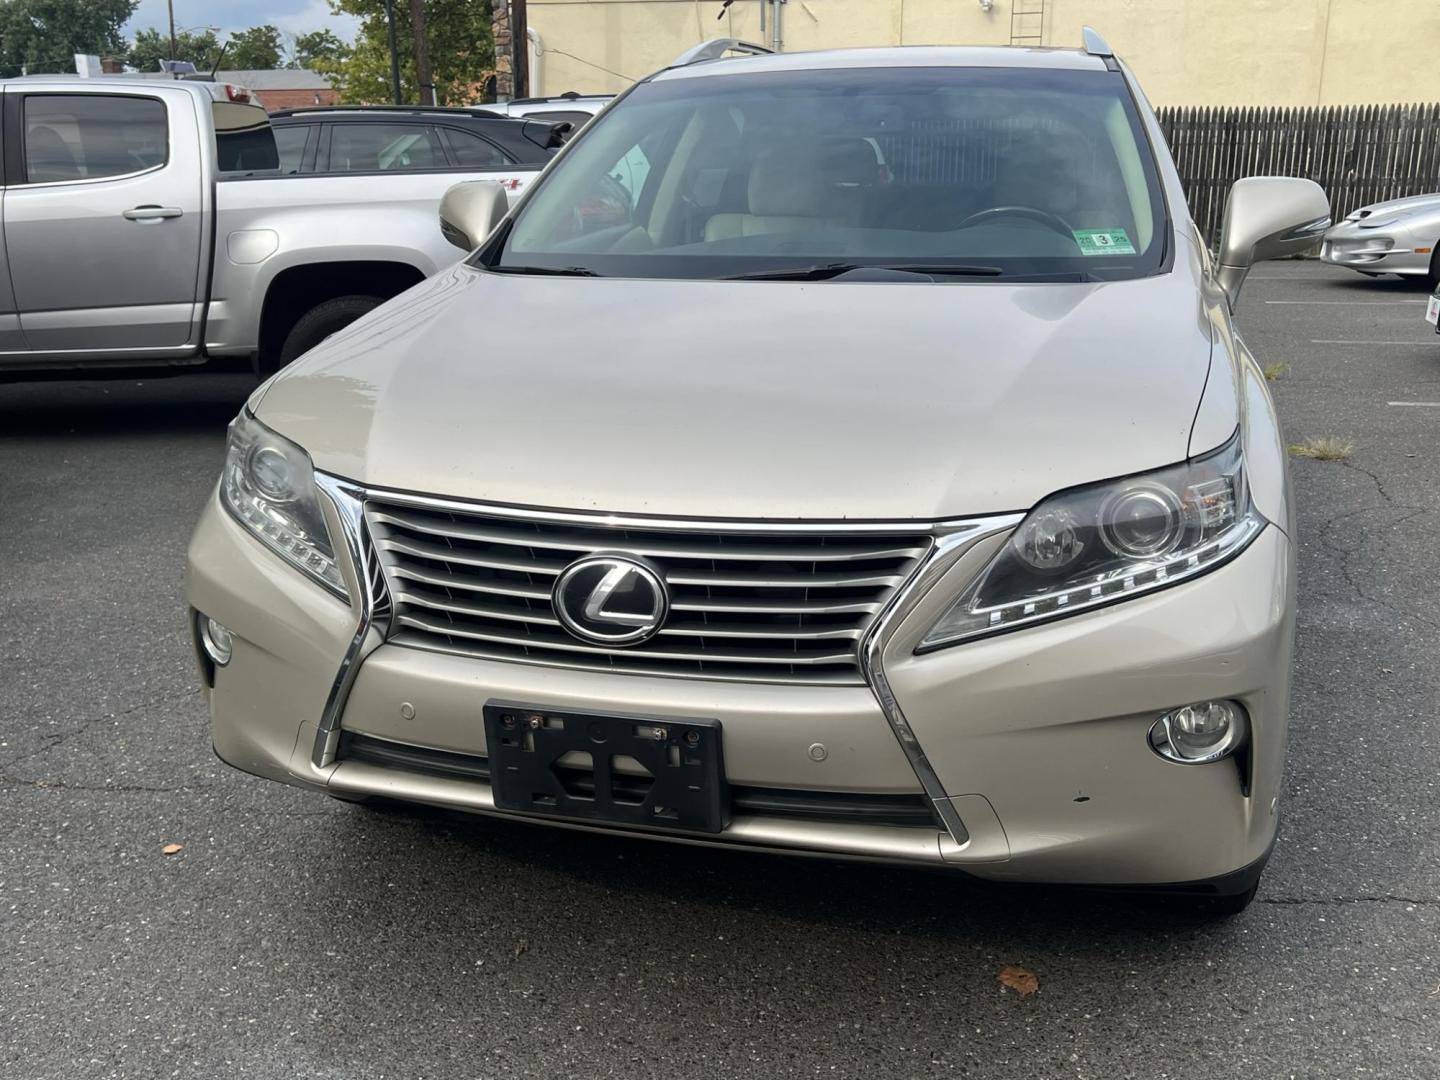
[364,494,932,684]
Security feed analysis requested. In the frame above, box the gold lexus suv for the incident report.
[186,31,1329,913]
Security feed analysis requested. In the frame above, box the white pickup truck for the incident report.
[0,78,543,379]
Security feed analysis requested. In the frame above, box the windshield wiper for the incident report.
[487,264,604,277]
[723,262,1004,281]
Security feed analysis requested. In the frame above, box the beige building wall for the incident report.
[527,0,1440,106]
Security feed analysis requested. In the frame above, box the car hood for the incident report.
[255,262,1216,520]
[1342,192,1440,224]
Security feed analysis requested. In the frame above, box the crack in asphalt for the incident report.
[1260,895,1435,907]
[0,777,220,794]
[0,685,201,772]
[1337,457,1403,507]
[1308,459,1439,632]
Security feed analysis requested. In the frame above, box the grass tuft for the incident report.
[1262,362,1290,382]
[1288,437,1354,461]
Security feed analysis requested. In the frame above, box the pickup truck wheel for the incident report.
[279,295,383,365]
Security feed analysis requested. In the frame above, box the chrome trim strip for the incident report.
[312,475,391,768]
[383,631,863,686]
[356,482,962,534]
[328,758,947,867]
[859,513,1025,847]
[17,159,168,191]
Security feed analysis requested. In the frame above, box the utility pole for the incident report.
[512,0,529,100]
[167,0,177,60]
[383,0,403,104]
[492,2,512,101]
[409,0,434,106]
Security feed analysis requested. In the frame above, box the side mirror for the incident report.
[1216,177,1330,308]
[439,181,509,251]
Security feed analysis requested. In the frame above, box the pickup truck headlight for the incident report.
[919,433,1262,650]
[220,411,347,599]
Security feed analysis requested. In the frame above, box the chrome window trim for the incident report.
[310,472,1022,846]
[16,160,167,190]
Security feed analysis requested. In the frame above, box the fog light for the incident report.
[198,614,234,667]
[1148,700,1248,764]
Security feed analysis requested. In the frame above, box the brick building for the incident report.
[217,70,338,111]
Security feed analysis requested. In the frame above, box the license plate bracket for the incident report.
[483,702,728,833]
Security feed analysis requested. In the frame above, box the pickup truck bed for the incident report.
[207,168,533,365]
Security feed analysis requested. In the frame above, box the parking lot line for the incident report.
[1387,401,1440,407]
[1310,339,1437,345]
[1265,299,1426,305]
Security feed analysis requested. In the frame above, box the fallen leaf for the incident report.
[161,843,183,855]
[998,964,1039,997]
[514,939,529,958]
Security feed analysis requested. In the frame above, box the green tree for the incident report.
[127,27,223,73]
[225,24,285,70]
[290,29,350,70]
[0,0,136,76]
[327,0,493,105]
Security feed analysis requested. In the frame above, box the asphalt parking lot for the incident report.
[3,261,1438,1079]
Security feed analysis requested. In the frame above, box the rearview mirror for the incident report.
[1216,177,1330,308]
[439,181,510,251]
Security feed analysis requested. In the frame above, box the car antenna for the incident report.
[209,43,229,80]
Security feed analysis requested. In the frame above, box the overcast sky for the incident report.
[124,0,360,46]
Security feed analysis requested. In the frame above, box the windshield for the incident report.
[489,65,1168,281]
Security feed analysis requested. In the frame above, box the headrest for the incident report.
[746,145,831,218]
[821,138,882,185]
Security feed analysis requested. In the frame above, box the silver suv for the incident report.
[186,31,1329,914]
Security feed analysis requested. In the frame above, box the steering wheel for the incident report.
[957,205,1076,240]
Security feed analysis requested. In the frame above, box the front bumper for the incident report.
[186,486,1294,889]
[1320,222,1431,274]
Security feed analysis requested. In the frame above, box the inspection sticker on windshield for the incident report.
[1072,229,1137,256]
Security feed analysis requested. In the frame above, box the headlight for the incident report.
[220,410,347,599]
[919,432,1262,650]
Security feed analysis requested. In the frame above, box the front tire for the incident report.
[279,294,382,365]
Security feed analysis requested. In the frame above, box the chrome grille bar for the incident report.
[365,494,932,684]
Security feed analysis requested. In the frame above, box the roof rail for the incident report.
[1081,26,1113,58]
[508,91,593,104]
[671,38,773,67]
[271,104,503,118]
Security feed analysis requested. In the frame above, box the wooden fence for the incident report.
[1155,103,1440,247]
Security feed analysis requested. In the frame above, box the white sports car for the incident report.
[1322,193,1440,283]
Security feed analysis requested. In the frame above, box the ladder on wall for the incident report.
[1010,0,1046,46]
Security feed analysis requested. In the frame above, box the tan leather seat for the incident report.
[705,145,841,241]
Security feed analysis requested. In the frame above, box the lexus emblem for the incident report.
[553,554,669,646]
